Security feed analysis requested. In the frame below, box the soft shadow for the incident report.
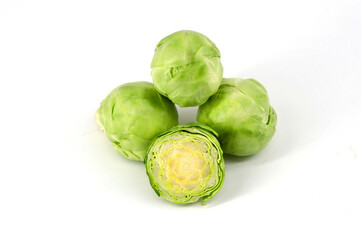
[206,145,282,207]
[176,106,198,124]
[224,153,255,162]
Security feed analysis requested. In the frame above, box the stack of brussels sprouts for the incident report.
[96,30,277,204]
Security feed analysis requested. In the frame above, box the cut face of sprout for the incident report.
[145,124,224,204]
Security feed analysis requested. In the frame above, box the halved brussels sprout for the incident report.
[197,78,277,156]
[95,81,178,161]
[145,123,225,204]
[151,30,223,107]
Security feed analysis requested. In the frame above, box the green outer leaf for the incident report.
[145,123,225,204]
[151,30,223,107]
[97,81,178,161]
[197,78,277,156]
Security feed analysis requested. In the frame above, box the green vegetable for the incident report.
[197,78,277,156]
[95,81,178,161]
[145,123,225,204]
[151,30,223,107]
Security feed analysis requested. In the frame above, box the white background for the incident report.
[1,0,361,239]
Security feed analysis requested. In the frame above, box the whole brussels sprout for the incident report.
[197,78,277,156]
[95,81,178,161]
[151,30,223,107]
[145,123,225,204]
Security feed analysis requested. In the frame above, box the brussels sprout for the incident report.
[145,123,225,204]
[197,78,277,156]
[151,30,223,107]
[95,82,178,161]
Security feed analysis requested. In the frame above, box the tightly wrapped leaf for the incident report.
[96,81,178,161]
[197,78,277,156]
[151,30,223,107]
